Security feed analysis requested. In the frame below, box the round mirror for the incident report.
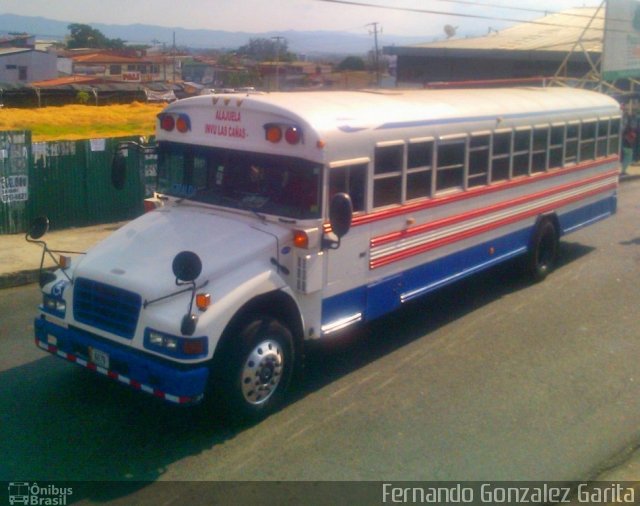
[27,216,50,240]
[172,251,202,282]
[329,193,353,238]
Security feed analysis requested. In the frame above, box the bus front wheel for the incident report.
[214,314,294,423]
[527,219,559,282]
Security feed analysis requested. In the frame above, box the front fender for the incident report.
[197,261,294,359]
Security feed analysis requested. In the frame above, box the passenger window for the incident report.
[513,129,531,177]
[374,144,403,207]
[609,118,621,156]
[469,134,490,187]
[549,125,564,169]
[565,123,579,164]
[491,131,511,182]
[407,140,433,200]
[329,163,367,213]
[596,120,609,157]
[531,127,548,173]
[580,121,597,162]
[436,138,465,192]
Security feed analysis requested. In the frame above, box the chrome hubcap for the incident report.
[241,339,284,405]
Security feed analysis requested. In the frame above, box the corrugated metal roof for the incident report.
[0,48,32,56]
[404,7,603,53]
[30,76,102,87]
[72,52,150,64]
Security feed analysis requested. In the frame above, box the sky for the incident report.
[1,0,604,37]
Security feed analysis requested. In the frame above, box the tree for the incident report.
[338,56,366,71]
[66,23,126,50]
[237,38,294,62]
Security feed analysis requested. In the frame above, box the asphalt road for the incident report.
[2,180,640,504]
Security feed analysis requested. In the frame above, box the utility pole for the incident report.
[172,31,177,84]
[271,36,286,91]
[367,22,381,87]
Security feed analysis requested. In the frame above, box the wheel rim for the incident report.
[240,339,284,406]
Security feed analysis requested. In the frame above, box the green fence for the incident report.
[0,132,154,234]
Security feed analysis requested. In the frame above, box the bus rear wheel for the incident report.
[527,219,559,282]
[214,314,294,423]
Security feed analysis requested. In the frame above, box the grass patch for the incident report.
[0,102,165,141]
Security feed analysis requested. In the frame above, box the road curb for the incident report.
[0,270,41,290]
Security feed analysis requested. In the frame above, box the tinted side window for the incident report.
[329,163,367,212]
[407,140,433,200]
[374,144,403,207]
[436,139,465,192]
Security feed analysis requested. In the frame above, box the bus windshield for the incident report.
[157,142,322,220]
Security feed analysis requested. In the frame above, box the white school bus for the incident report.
[31,88,621,421]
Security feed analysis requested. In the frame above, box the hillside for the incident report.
[0,13,430,55]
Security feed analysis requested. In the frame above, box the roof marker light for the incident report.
[265,124,282,143]
[285,126,302,145]
[160,114,175,131]
[176,114,191,133]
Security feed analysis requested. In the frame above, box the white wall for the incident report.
[0,50,58,84]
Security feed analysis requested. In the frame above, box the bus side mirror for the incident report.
[172,251,202,283]
[172,251,203,336]
[111,148,127,190]
[323,193,353,250]
[26,215,50,241]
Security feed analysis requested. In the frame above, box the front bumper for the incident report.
[34,316,209,404]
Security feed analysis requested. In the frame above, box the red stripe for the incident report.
[37,340,190,404]
[352,157,618,228]
[371,170,618,248]
[370,183,617,269]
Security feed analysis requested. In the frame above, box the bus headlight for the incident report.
[148,331,178,350]
[42,294,66,317]
[144,329,208,358]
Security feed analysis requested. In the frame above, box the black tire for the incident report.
[212,314,294,423]
[527,219,559,282]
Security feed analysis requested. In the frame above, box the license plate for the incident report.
[89,347,110,369]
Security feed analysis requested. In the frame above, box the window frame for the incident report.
[373,141,404,208]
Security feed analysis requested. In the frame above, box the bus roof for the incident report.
[160,88,621,160]
[176,87,618,124]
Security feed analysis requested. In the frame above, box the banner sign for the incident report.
[603,0,640,80]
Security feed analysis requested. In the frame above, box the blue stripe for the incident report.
[35,318,209,398]
[321,195,616,330]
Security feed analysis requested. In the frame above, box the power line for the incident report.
[313,0,610,31]
[430,0,598,20]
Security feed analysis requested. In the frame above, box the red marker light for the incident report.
[285,127,301,145]
[176,115,191,133]
[160,115,175,131]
